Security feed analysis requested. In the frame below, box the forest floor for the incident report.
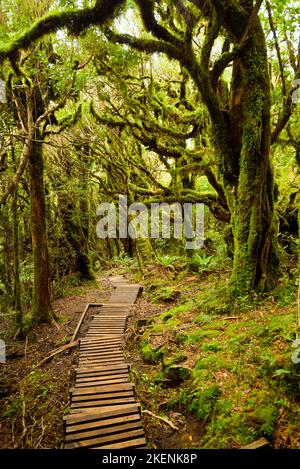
[0,262,299,449]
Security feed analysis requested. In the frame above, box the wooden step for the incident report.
[71,383,134,395]
[75,377,128,388]
[64,403,140,423]
[65,428,145,448]
[71,396,136,409]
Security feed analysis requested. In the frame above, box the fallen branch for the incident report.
[223,317,241,321]
[38,340,79,367]
[141,409,179,431]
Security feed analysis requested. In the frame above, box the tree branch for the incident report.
[0,127,35,206]
[0,0,125,63]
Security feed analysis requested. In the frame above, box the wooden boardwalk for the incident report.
[63,276,147,449]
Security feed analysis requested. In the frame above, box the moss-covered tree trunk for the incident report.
[13,185,22,329]
[29,129,52,323]
[225,20,279,293]
[78,144,93,280]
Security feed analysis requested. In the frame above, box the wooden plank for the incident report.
[71,397,136,408]
[80,338,123,345]
[90,320,126,323]
[71,391,134,403]
[91,318,126,321]
[92,315,127,318]
[79,347,123,358]
[75,378,128,388]
[87,327,124,330]
[80,341,123,348]
[65,428,144,448]
[80,344,122,351]
[82,338,124,342]
[76,373,129,380]
[86,331,124,334]
[90,323,126,326]
[65,413,141,434]
[64,404,140,423]
[86,330,125,334]
[99,303,132,307]
[77,373,129,382]
[76,364,129,373]
[79,353,124,360]
[80,344,123,350]
[80,342,123,347]
[88,327,125,330]
[71,383,133,394]
[79,350,124,356]
[79,349,125,356]
[76,376,129,385]
[86,331,123,339]
[81,334,123,340]
[95,437,147,449]
[78,361,126,367]
[87,326,125,329]
[78,355,125,362]
[77,366,129,373]
[76,374,129,383]
[68,402,140,416]
[80,335,124,341]
[88,322,125,325]
[65,421,143,442]
[79,348,123,354]
[78,357,125,364]
[85,333,123,337]
[79,351,124,358]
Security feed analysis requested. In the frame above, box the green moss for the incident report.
[148,285,181,303]
[202,341,222,352]
[185,329,221,344]
[188,385,222,421]
[140,339,165,364]
[251,404,278,436]
[159,301,194,322]
[193,355,228,373]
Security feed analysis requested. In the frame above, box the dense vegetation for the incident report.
[0,0,299,449]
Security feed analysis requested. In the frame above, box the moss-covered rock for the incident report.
[140,339,165,364]
[164,364,191,384]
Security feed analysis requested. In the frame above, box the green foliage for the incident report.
[186,253,213,272]
[148,285,181,304]
[187,385,222,422]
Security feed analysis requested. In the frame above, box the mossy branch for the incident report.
[105,29,181,61]
[0,0,125,63]
[135,0,183,49]
[143,191,230,223]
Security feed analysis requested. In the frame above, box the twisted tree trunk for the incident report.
[29,129,52,323]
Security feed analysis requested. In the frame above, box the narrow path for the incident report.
[63,276,147,449]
